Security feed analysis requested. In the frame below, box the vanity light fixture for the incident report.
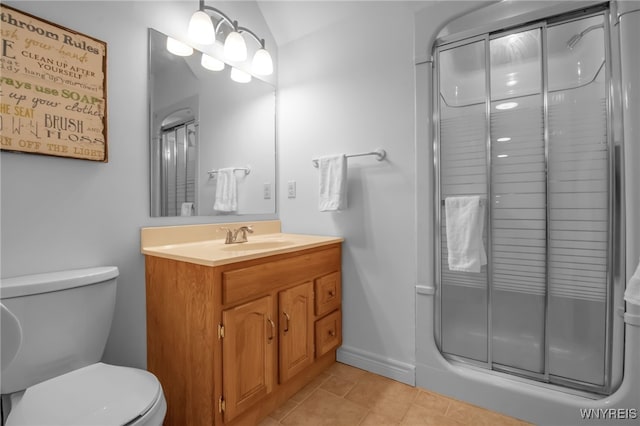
[166,36,193,56]
[186,0,273,76]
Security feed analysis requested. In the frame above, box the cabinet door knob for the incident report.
[283,312,290,333]
[328,290,335,297]
[328,330,336,337]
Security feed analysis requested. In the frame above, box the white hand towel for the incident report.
[213,168,237,212]
[318,154,347,212]
[180,202,194,216]
[624,258,640,306]
[445,196,487,273]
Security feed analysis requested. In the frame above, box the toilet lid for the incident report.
[7,363,161,426]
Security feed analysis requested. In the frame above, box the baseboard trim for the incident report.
[336,345,415,386]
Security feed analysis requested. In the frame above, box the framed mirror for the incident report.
[148,28,276,217]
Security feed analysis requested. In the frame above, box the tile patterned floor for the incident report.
[259,363,531,426]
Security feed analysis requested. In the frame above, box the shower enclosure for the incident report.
[159,119,197,216]
[434,7,622,395]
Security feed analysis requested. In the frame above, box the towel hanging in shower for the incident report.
[624,258,640,306]
[445,196,487,273]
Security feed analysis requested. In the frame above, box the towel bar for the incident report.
[207,166,251,178]
[312,149,386,168]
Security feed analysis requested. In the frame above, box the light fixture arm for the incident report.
[198,1,235,30]
[237,26,265,49]
[196,0,267,49]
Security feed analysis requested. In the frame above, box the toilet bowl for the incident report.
[6,363,166,426]
[0,267,166,425]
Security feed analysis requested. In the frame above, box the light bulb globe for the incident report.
[188,11,215,45]
[252,48,273,76]
[230,67,252,83]
[201,53,225,71]
[224,31,247,62]
[166,37,193,56]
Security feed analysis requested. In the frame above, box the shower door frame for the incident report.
[433,5,623,396]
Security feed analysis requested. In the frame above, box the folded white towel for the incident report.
[445,196,487,273]
[318,154,347,212]
[624,258,640,306]
[180,202,194,216]
[213,168,237,212]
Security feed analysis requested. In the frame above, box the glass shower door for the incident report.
[489,28,546,375]
[546,15,609,387]
[435,9,615,393]
[438,39,489,363]
[160,120,197,216]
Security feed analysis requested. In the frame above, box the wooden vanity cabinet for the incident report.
[146,243,342,426]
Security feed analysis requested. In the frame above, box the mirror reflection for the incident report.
[148,28,276,217]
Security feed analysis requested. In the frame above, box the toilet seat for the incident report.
[6,363,163,426]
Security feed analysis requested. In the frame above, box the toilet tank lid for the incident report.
[0,267,119,299]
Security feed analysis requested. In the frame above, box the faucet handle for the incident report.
[220,227,233,244]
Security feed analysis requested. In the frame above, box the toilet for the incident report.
[0,267,166,425]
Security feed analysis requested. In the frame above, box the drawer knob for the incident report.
[328,290,335,297]
[328,330,336,337]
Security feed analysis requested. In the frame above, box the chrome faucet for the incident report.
[222,225,253,244]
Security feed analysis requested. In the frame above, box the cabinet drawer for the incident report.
[315,310,342,358]
[223,245,340,305]
[314,272,341,317]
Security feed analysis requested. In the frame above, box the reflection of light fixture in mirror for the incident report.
[201,53,225,71]
[495,102,518,110]
[186,1,273,76]
[497,137,511,142]
[166,37,193,56]
[497,154,509,158]
[230,67,251,83]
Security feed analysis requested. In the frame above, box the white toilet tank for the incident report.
[0,267,119,395]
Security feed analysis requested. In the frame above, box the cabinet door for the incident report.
[279,282,314,383]
[222,295,276,422]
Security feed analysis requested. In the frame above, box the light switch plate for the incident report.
[263,183,271,199]
[287,181,296,198]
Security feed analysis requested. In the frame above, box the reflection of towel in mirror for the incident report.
[445,196,487,273]
[213,168,237,212]
[624,258,640,306]
[318,154,347,211]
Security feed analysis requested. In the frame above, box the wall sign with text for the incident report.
[0,5,108,162]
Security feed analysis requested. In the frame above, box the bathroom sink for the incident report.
[220,240,293,251]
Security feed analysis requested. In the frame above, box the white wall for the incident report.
[277,2,418,382]
[0,0,277,369]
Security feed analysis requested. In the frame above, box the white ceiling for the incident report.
[256,1,430,47]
